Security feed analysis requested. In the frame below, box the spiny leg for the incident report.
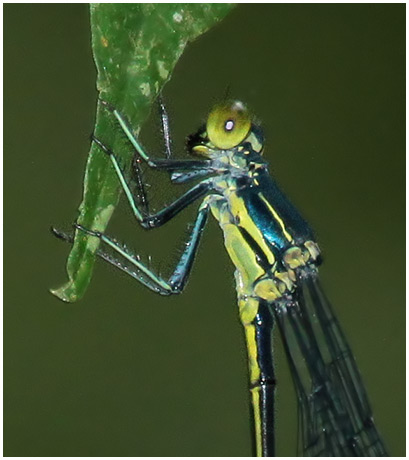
[158,93,172,159]
[92,136,214,229]
[52,226,154,288]
[99,99,212,172]
[131,153,149,216]
[157,95,218,184]
[127,94,173,215]
[74,198,211,294]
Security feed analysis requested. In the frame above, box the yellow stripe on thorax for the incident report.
[258,192,293,242]
[229,193,276,266]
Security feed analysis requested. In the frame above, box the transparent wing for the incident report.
[271,269,388,456]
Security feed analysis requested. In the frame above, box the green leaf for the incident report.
[51,3,235,302]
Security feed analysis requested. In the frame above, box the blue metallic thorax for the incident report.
[189,121,321,293]
[218,134,316,253]
[237,167,315,250]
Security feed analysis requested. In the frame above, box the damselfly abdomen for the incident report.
[57,99,388,456]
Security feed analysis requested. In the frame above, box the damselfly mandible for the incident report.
[55,99,388,457]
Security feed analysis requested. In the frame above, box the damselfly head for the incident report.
[207,100,251,149]
[187,100,260,157]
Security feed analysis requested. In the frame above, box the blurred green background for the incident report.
[4,4,405,457]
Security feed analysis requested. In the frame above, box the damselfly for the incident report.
[54,99,388,456]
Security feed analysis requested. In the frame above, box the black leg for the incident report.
[73,197,211,295]
[92,135,215,229]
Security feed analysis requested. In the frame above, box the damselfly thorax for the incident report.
[189,105,321,306]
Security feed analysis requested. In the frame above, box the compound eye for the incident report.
[207,100,251,149]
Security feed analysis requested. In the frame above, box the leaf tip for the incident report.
[49,283,81,303]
